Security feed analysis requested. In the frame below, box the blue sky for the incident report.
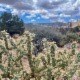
[0,0,80,23]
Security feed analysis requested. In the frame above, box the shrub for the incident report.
[0,31,80,80]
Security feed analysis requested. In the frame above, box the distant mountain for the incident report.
[24,22,68,28]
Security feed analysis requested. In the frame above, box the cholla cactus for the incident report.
[0,30,80,80]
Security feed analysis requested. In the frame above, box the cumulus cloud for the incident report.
[31,19,36,22]
[13,2,34,10]
[58,18,66,22]
[37,0,68,9]
[0,7,6,11]
[0,0,80,22]
[26,14,36,19]
[21,9,48,18]
[0,0,18,5]
[11,9,19,15]
[51,0,68,5]
[37,0,58,9]
[70,19,77,22]
[60,14,69,17]
[0,0,34,10]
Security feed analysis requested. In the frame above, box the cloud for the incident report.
[31,19,36,22]
[13,2,34,10]
[70,19,77,22]
[21,9,48,18]
[63,9,79,16]
[37,0,58,9]
[0,0,80,23]
[0,7,6,11]
[0,0,18,5]
[51,0,67,5]
[0,0,34,10]
[37,0,68,9]
[60,13,70,17]
[11,9,19,15]
[41,15,49,19]
[26,14,36,19]
[58,18,66,22]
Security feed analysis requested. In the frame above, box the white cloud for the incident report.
[41,13,58,19]
[11,9,18,15]
[58,18,66,22]
[33,0,38,4]
[59,14,71,17]
[41,15,49,19]
[73,0,80,8]
[0,7,6,11]
[20,10,26,16]
[0,0,80,22]
[31,19,36,22]
[6,5,11,8]
[70,19,77,22]
[26,14,36,19]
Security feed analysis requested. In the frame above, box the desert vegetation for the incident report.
[0,30,80,80]
[26,24,80,47]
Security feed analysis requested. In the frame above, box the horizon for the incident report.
[0,0,80,23]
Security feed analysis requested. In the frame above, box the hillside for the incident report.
[24,22,68,28]
[24,23,80,47]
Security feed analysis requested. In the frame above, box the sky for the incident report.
[0,0,80,23]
